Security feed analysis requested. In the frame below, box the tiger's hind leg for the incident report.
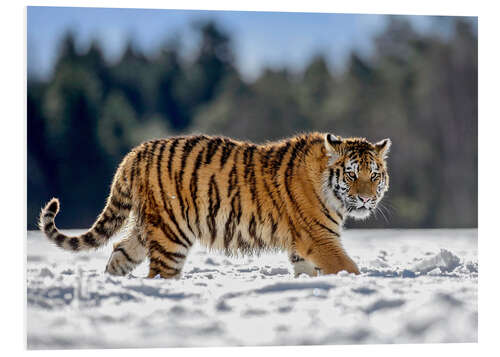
[144,216,192,279]
[289,252,320,277]
[106,226,147,276]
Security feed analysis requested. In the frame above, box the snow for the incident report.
[26,229,477,349]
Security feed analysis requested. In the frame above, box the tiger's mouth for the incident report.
[346,205,374,219]
[332,189,379,220]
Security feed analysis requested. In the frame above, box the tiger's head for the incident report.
[322,133,391,220]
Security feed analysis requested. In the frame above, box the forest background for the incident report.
[27,10,477,229]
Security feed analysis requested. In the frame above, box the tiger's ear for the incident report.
[375,138,391,158]
[324,133,342,157]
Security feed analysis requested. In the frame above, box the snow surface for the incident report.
[27,229,477,349]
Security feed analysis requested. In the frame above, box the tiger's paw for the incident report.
[289,253,320,277]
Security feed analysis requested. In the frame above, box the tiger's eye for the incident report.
[347,172,356,179]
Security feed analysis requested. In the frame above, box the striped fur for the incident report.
[39,132,390,278]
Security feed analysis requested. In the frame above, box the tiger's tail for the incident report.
[38,167,133,252]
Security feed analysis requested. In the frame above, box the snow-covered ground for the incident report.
[27,229,477,349]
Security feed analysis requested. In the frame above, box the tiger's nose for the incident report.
[358,195,371,203]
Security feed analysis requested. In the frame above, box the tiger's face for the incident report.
[323,134,391,220]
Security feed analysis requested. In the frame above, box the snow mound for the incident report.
[412,249,461,274]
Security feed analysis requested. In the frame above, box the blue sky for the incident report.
[27,7,476,81]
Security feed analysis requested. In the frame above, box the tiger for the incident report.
[39,132,391,279]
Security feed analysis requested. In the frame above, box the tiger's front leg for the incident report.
[288,252,320,277]
[295,240,360,275]
[311,246,360,275]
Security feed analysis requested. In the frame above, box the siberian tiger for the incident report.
[39,133,391,278]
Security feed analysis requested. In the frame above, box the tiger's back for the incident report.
[127,134,328,254]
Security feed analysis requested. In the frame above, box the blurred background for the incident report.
[27,7,477,230]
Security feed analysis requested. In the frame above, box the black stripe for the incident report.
[316,220,340,237]
[204,137,223,165]
[114,247,142,265]
[220,140,236,168]
[288,218,300,242]
[269,213,278,245]
[190,148,206,236]
[234,191,242,224]
[149,240,185,264]
[282,138,314,239]
[174,172,186,223]
[248,213,257,241]
[110,195,132,211]
[44,222,54,233]
[117,264,126,276]
[130,148,141,187]
[260,146,282,216]
[167,251,186,260]
[149,267,160,277]
[328,168,334,189]
[161,193,193,248]
[134,150,144,189]
[176,137,206,232]
[156,140,168,209]
[155,214,191,249]
[47,200,58,214]
[243,145,256,183]
[271,141,291,175]
[302,136,324,157]
[151,216,188,249]
[102,209,113,222]
[149,257,180,274]
[261,146,274,170]
[270,142,291,198]
[108,260,117,274]
[145,140,161,195]
[83,232,98,247]
[54,234,65,247]
[137,232,146,246]
[69,237,79,250]
[243,146,260,210]
[227,157,238,198]
[184,206,195,238]
[156,141,192,247]
[312,189,339,226]
[223,192,242,250]
[207,174,221,245]
[334,189,343,202]
[248,214,265,249]
[107,202,118,215]
[166,205,193,248]
[129,157,136,188]
[179,136,206,186]
[283,138,308,213]
[163,210,193,247]
[93,222,107,236]
[43,212,55,219]
[237,231,251,253]
[114,181,131,199]
[147,188,193,249]
[261,175,281,213]
[223,206,236,250]
[167,138,180,180]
